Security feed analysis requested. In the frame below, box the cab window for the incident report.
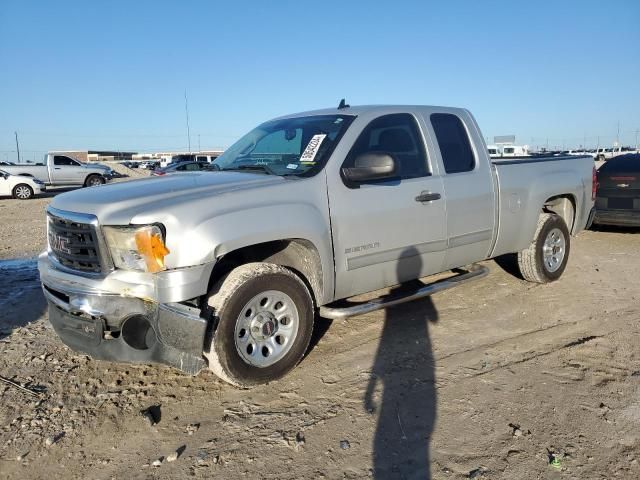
[54,155,80,166]
[430,113,475,174]
[344,113,428,179]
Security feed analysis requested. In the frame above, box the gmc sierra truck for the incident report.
[39,104,596,386]
[3,153,113,187]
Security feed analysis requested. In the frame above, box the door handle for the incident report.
[415,191,441,203]
[54,167,61,170]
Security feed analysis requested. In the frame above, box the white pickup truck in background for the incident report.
[2,154,114,187]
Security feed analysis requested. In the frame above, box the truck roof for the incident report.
[274,104,469,120]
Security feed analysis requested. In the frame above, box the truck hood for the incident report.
[50,172,286,225]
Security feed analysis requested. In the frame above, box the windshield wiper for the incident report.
[222,164,278,175]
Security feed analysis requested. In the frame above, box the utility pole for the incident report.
[198,134,201,152]
[616,121,620,146]
[184,90,191,153]
[635,129,639,151]
[14,131,21,163]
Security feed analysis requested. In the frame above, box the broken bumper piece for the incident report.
[42,283,207,375]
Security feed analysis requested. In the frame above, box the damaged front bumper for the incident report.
[38,253,214,375]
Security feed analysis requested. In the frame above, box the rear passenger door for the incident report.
[427,112,496,269]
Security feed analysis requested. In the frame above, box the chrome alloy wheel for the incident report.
[14,185,32,199]
[542,227,566,273]
[234,290,300,368]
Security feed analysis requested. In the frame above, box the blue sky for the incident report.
[1,0,639,161]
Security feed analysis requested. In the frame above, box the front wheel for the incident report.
[85,174,105,187]
[517,213,570,283]
[12,184,34,200]
[204,263,314,387]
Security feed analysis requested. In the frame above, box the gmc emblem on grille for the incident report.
[50,233,71,254]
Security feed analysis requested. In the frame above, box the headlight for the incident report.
[103,225,170,273]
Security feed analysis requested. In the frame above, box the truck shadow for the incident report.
[493,253,524,280]
[0,258,46,339]
[589,224,640,234]
[40,187,77,198]
[366,247,438,479]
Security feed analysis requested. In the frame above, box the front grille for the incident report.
[48,213,103,274]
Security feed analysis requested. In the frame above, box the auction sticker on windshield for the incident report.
[300,134,327,164]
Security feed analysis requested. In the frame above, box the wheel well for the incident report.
[543,195,576,232]
[207,239,323,307]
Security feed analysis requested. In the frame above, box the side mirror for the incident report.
[342,152,397,183]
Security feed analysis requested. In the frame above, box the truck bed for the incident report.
[490,154,594,258]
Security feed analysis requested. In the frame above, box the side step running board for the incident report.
[319,264,489,320]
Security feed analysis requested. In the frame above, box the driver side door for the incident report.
[53,155,84,184]
[327,113,447,299]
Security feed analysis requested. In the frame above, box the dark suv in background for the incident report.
[594,154,640,227]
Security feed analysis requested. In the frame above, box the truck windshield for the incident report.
[213,115,355,176]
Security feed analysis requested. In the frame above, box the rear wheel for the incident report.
[12,184,33,200]
[85,174,105,187]
[517,213,570,283]
[204,263,314,387]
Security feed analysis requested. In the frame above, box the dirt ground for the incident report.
[1,177,640,479]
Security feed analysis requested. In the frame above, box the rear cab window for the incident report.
[430,113,476,174]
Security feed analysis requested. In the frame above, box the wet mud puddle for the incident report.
[0,258,44,331]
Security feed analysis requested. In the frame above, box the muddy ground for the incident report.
[1,176,640,479]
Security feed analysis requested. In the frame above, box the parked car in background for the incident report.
[501,145,530,157]
[0,169,46,199]
[593,153,640,226]
[160,154,219,168]
[151,161,218,176]
[0,161,16,166]
[566,150,596,158]
[1,154,113,187]
[606,146,638,160]
[38,104,595,386]
[139,161,161,170]
[487,145,501,157]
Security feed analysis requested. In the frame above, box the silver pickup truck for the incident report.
[38,105,596,386]
[3,153,113,187]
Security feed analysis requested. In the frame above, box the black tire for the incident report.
[85,174,105,187]
[12,184,33,200]
[517,213,570,283]
[204,262,314,387]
